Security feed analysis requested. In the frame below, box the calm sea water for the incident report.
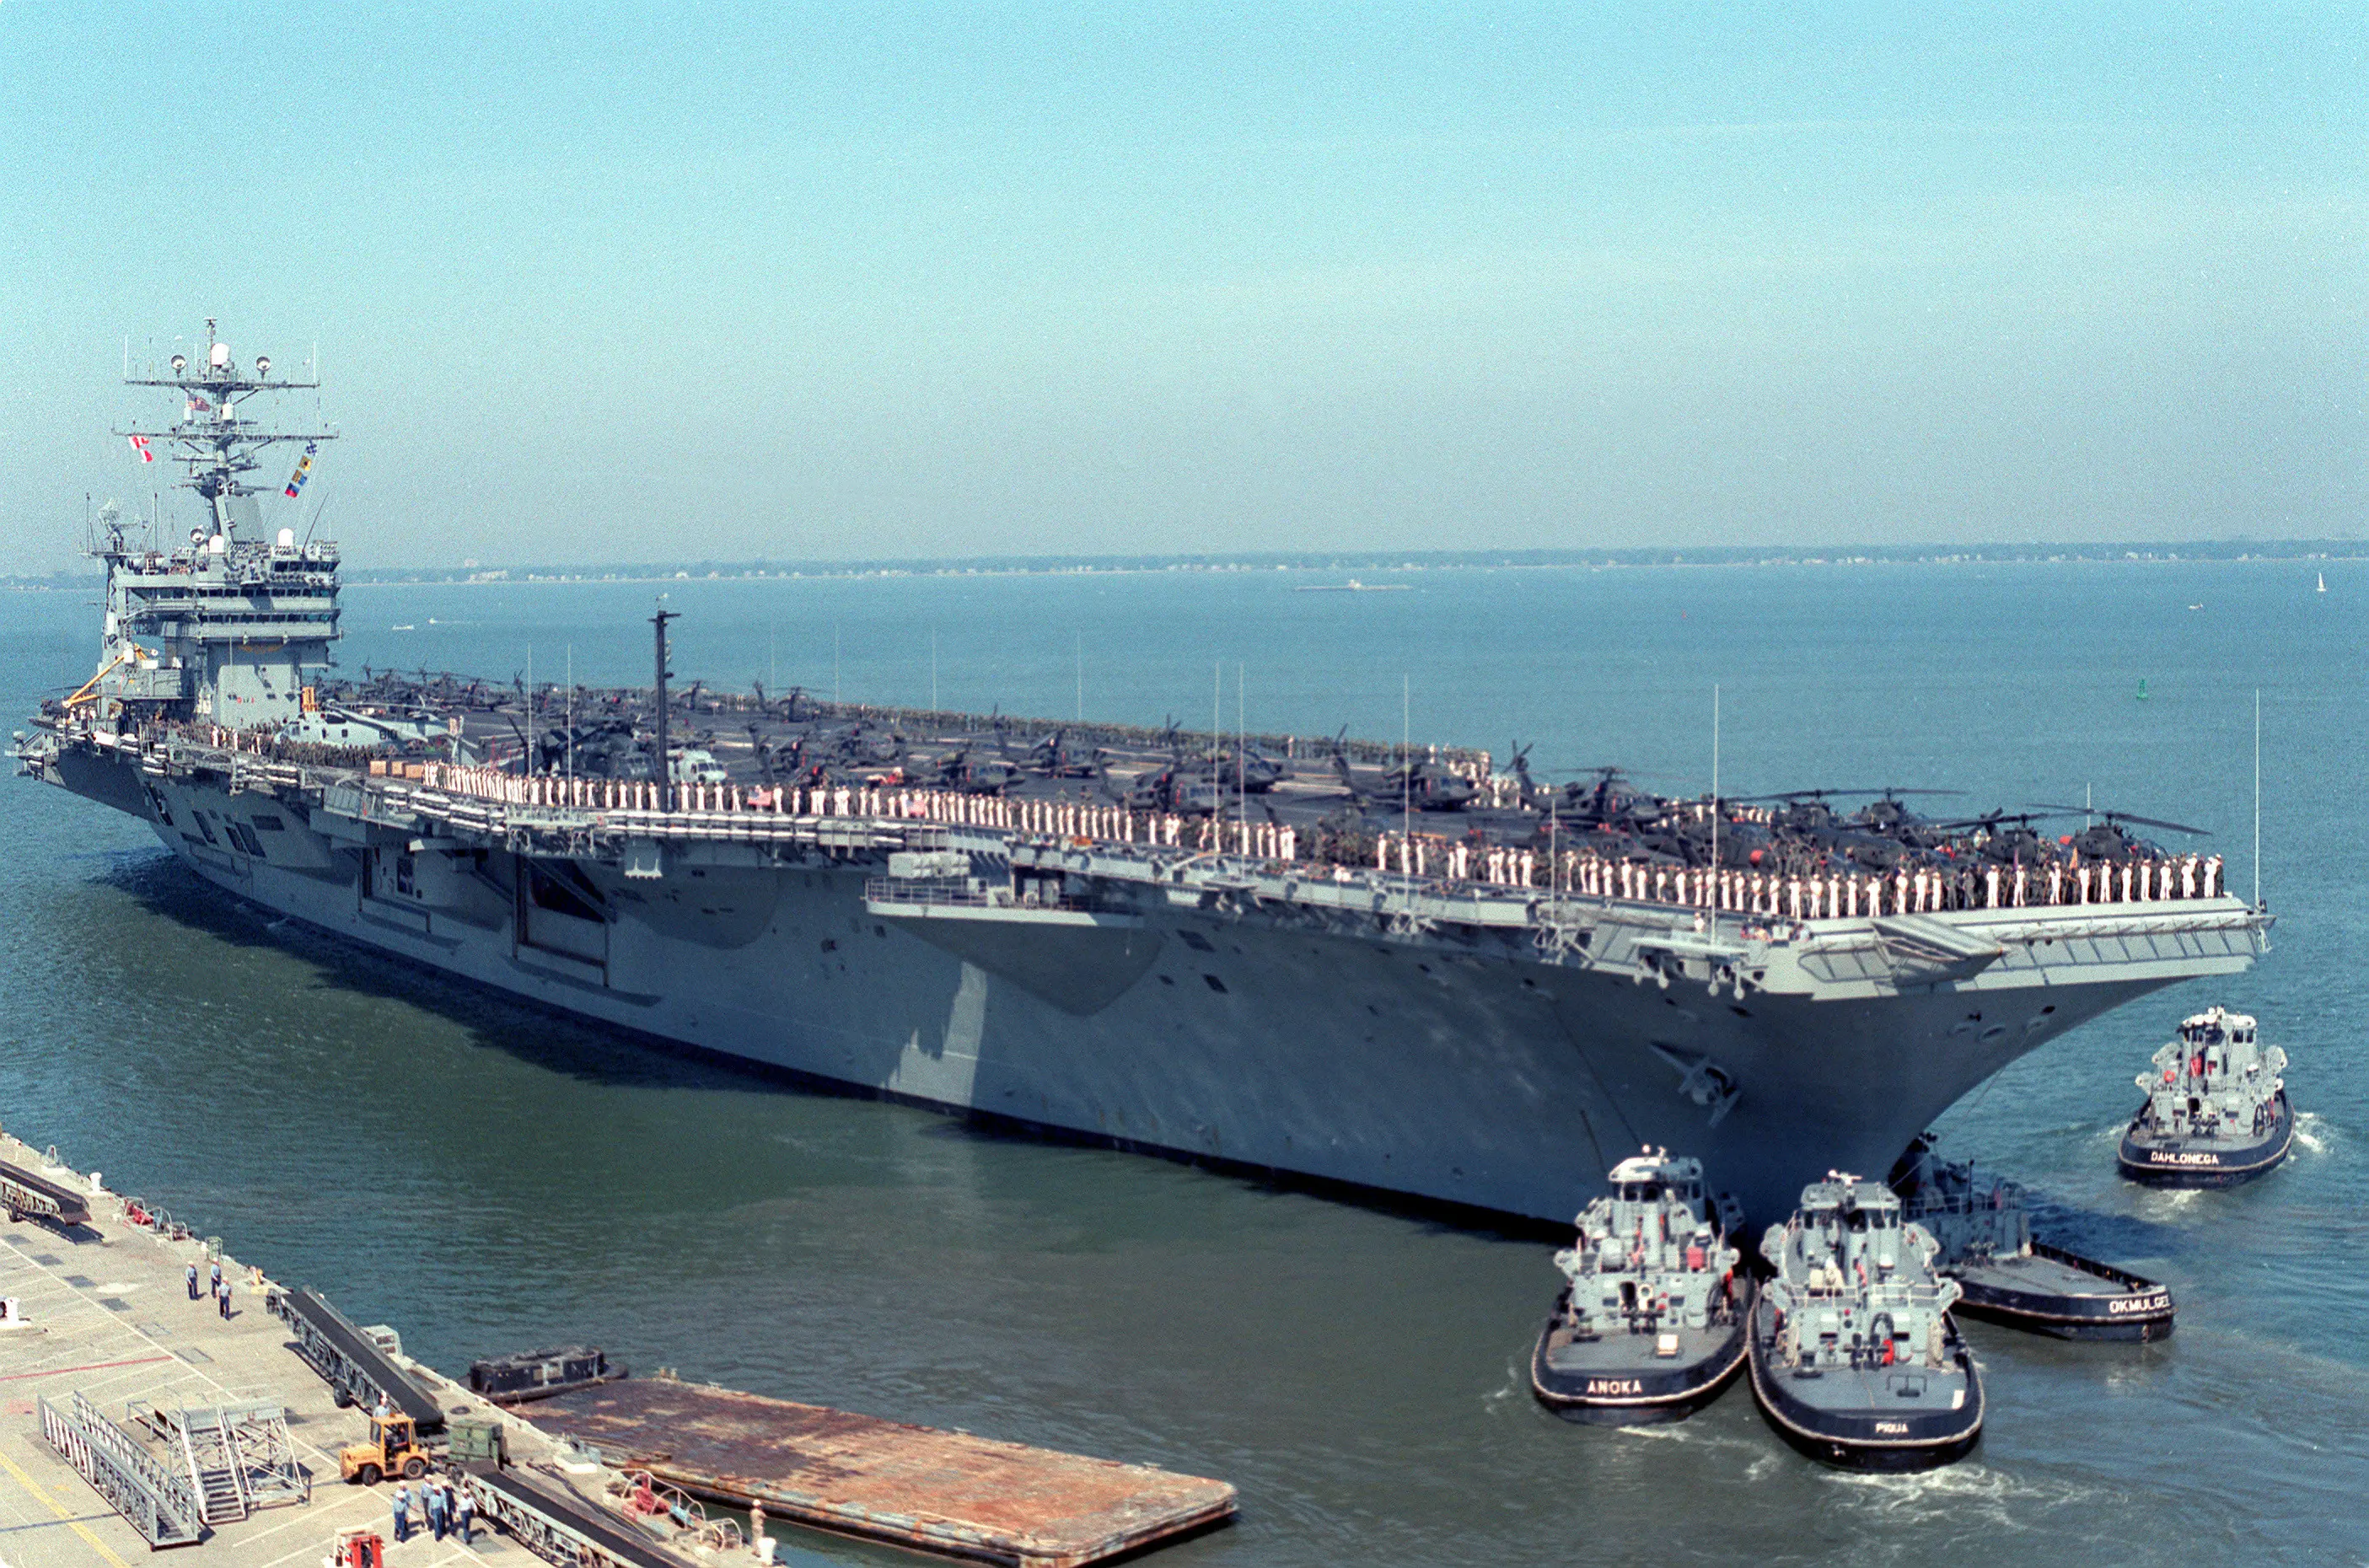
[3,560,2362,1566]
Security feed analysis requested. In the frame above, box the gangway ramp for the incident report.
[38,1390,205,1548]
[131,1399,312,1520]
[463,1465,692,1568]
[0,1157,91,1226]
[267,1286,445,1431]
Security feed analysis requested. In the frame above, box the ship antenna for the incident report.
[301,491,332,550]
[652,600,677,812]
[2254,687,2262,910]
[1711,684,1720,912]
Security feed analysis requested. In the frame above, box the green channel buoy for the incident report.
[2137,678,2150,701]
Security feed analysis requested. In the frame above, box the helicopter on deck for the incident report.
[2024,805,2212,864]
[1330,738,1477,812]
[1555,767,1669,831]
[1200,744,1286,794]
[1742,787,1966,872]
[1107,760,1228,816]
[751,682,809,723]
[531,717,651,780]
[905,748,1026,795]
[998,725,1099,780]
[1928,810,2066,867]
[830,722,907,769]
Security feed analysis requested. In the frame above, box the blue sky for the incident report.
[1,3,2360,569]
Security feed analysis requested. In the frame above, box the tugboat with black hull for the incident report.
[466,1345,626,1405]
[1530,1148,1749,1425]
[1892,1136,2174,1341]
[1749,1172,1983,1471]
[2119,1007,2293,1188]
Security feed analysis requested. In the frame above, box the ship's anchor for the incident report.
[1647,1041,1743,1127]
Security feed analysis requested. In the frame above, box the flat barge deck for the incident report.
[532,1378,1238,1568]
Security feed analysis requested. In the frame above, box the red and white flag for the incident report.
[127,434,153,464]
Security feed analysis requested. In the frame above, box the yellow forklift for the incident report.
[340,1413,433,1485]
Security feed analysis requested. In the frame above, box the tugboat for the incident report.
[2118,1007,2292,1188]
[1748,1173,1983,1471]
[1892,1136,2174,1341]
[465,1345,626,1405]
[1530,1148,1750,1425]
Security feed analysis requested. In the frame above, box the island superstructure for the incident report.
[14,327,2273,1224]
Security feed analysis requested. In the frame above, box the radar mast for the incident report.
[117,316,336,546]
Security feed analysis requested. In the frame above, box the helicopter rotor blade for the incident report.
[2023,804,2213,837]
[1738,787,1964,803]
[2098,811,2213,837]
[1928,810,2073,832]
[2117,817,2210,836]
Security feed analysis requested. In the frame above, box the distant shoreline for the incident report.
[5,542,2361,591]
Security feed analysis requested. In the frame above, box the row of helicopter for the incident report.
[330,669,2212,878]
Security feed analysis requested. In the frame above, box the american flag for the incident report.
[127,434,153,464]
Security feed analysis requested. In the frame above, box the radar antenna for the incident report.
[116,316,336,546]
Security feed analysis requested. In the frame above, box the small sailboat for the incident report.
[2318,572,2327,593]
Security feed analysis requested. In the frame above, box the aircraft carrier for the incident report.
[13,325,2272,1225]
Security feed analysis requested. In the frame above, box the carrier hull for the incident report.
[44,749,2267,1226]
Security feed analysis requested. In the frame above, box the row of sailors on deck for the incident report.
[410,764,2222,911]
[1408,840,2224,916]
[1373,830,2222,913]
[412,764,1303,857]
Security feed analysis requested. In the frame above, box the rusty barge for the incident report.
[530,1377,1238,1568]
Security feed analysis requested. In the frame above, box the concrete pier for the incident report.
[0,1141,426,1568]
[0,1132,1232,1568]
